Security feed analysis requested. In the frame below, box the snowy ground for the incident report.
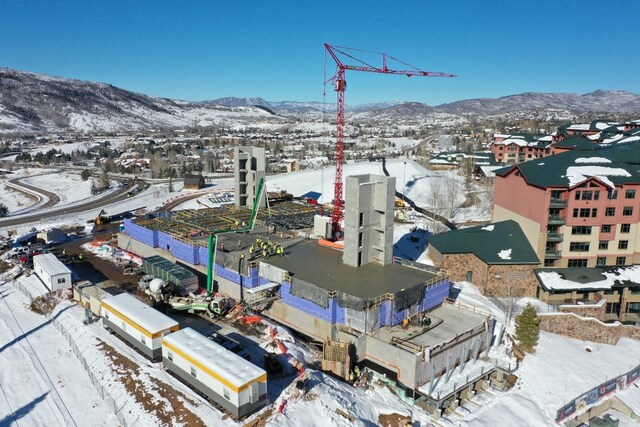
[23,171,93,205]
[0,274,119,426]
[0,182,36,213]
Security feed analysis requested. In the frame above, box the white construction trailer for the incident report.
[161,327,267,418]
[101,293,179,360]
[33,253,72,291]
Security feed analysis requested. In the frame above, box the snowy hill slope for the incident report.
[0,68,283,133]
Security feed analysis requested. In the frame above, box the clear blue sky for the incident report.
[1,1,638,106]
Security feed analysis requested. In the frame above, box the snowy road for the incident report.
[0,281,118,426]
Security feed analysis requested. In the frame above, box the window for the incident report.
[623,206,633,216]
[625,189,636,199]
[358,232,363,247]
[190,366,197,378]
[630,288,640,295]
[104,311,109,319]
[579,208,590,218]
[608,189,618,199]
[544,259,556,267]
[602,225,612,233]
[569,242,590,252]
[358,212,364,227]
[57,278,66,284]
[592,209,598,217]
[605,207,616,216]
[596,257,607,266]
[573,208,579,218]
[223,387,231,400]
[606,302,619,315]
[599,241,609,250]
[167,351,173,362]
[616,257,626,266]
[604,290,615,295]
[141,335,146,345]
[571,226,592,235]
[581,190,593,200]
[621,223,631,233]
[618,240,629,250]
[568,259,588,268]
[574,191,581,200]
[594,191,600,200]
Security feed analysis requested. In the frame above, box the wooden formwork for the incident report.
[322,340,351,380]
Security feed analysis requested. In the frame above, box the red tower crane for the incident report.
[323,43,456,237]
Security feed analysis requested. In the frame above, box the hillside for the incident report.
[1,67,638,133]
[0,68,282,133]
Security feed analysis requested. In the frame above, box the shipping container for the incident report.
[101,293,179,360]
[162,328,267,418]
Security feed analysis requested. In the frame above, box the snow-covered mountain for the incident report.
[1,67,638,133]
[0,68,284,133]
[435,90,640,115]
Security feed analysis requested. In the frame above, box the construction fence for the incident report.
[556,363,640,422]
[8,277,133,426]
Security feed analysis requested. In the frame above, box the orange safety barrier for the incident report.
[317,239,344,251]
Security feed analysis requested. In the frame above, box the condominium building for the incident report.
[493,142,640,268]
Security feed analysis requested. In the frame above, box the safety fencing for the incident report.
[556,363,640,423]
[7,276,133,426]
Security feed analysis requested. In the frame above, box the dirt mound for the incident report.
[97,340,206,426]
[378,412,412,427]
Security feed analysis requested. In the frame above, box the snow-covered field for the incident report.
[0,182,36,213]
[23,172,93,205]
[0,275,119,426]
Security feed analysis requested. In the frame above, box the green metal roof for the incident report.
[429,220,540,264]
[495,142,640,188]
[553,137,595,149]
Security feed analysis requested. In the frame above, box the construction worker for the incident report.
[403,317,409,330]
[234,220,239,228]
[220,243,225,252]
[262,249,267,258]
[354,365,360,379]
[277,246,284,256]
[249,245,254,255]
[256,238,262,246]
[237,239,242,249]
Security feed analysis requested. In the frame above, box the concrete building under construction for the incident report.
[118,151,498,412]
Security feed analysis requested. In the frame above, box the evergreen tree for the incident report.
[80,169,91,181]
[0,203,8,218]
[515,303,540,352]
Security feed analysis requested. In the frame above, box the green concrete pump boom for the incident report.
[206,178,266,295]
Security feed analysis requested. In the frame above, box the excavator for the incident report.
[165,178,267,316]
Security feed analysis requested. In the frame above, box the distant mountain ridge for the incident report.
[0,67,638,133]
[435,90,640,115]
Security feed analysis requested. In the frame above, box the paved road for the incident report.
[8,176,61,209]
[0,181,145,229]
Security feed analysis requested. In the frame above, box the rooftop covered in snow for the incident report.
[535,265,640,291]
[494,142,640,189]
[101,292,178,334]
[162,327,266,388]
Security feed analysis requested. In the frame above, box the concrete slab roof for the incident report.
[374,304,488,349]
[264,239,438,299]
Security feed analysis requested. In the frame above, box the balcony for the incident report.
[547,215,565,225]
[546,233,563,243]
[544,250,562,259]
[549,197,567,208]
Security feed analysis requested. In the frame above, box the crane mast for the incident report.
[324,43,456,238]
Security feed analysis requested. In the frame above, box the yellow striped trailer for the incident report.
[162,328,268,418]
[101,293,179,361]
